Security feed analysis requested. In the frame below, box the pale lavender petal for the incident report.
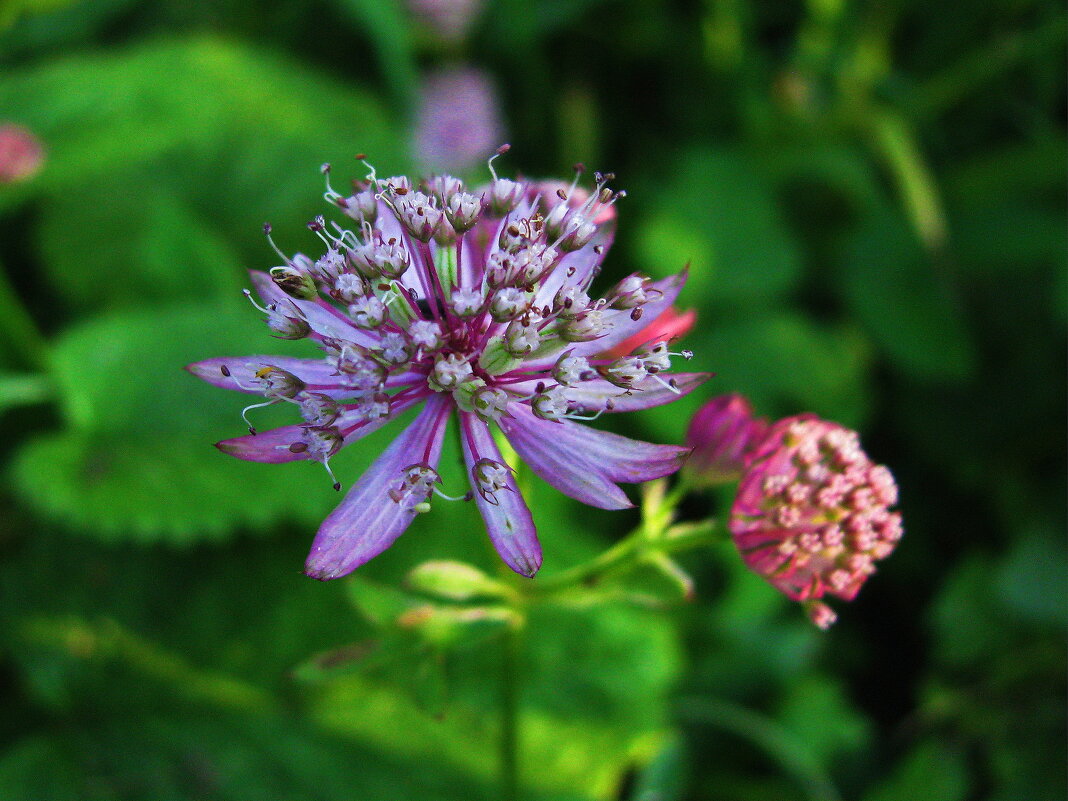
[216,394,424,463]
[500,403,687,509]
[249,271,380,348]
[459,413,542,577]
[506,372,711,414]
[186,356,423,397]
[187,355,342,394]
[571,271,687,357]
[305,395,451,580]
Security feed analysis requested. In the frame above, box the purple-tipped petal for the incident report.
[249,271,380,348]
[304,395,451,580]
[499,404,690,510]
[216,394,424,463]
[572,271,687,357]
[459,413,542,577]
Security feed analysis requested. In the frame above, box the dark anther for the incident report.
[668,378,678,389]
[248,426,258,436]
[395,186,409,195]
[594,171,604,183]
[593,245,604,254]
[263,223,272,234]
[355,152,367,160]
[573,162,586,174]
[556,189,568,200]
[378,283,391,291]
[535,382,545,393]
[414,296,434,318]
[220,365,231,377]
[289,442,309,453]
[630,307,643,321]
[333,481,342,491]
[497,143,511,155]
[542,305,551,317]
[567,266,577,276]
[321,163,331,174]
[605,399,615,411]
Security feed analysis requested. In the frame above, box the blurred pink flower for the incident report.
[729,415,902,627]
[414,67,504,174]
[408,0,484,43]
[683,394,769,486]
[0,124,44,184]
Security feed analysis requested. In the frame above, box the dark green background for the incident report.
[0,0,1064,799]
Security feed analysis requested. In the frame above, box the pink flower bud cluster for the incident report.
[729,415,902,627]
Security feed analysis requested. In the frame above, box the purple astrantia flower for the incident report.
[187,151,708,580]
[683,393,769,486]
[414,67,504,174]
[729,414,902,628]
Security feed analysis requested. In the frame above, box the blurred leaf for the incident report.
[840,205,976,382]
[9,301,399,542]
[995,527,1067,627]
[640,311,872,445]
[0,738,83,801]
[330,0,417,112]
[627,733,687,801]
[862,739,969,801]
[0,0,135,58]
[36,184,245,311]
[777,676,872,764]
[0,37,402,211]
[635,147,802,305]
[406,560,514,603]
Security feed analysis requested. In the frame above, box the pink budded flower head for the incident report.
[683,393,769,487]
[187,148,710,580]
[729,415,902,627]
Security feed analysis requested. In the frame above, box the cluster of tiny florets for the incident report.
[729,415,903,627]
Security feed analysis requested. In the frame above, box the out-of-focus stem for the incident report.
[500,624,522,801]
[0,260,48,369]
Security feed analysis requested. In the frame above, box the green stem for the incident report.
[500,625,522,801]
[529,519,723,597]
[0,262,48,369]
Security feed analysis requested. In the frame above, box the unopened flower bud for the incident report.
[531,385,570,420]
[557,213,597,252]
[270,265,318,300]
[607,273,653,309]
[503,316,541,356]
[451,288,483,317]
[489,178,524,215]
[428,353,473,392]
[300,392,340,426]
[489,287,533,322]
[444,191,483,233]
[552,352,592,386]
[559,309,606,342]
[601,356,647,388]
[255,366,305,399]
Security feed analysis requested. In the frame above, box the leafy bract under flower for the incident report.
[187,155,707,579]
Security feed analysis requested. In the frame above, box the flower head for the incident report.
[729,415,902,625]
[188,151,709,579]
[683,393,769,486]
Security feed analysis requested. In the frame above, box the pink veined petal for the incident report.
[215,393,424,463]
[304,395,452,580]
[249,270,381,348]
[458,413,542,577]
[570,270,687,358]
[499,404,690,510]
[506,372,711,414]
[186,356,423,397]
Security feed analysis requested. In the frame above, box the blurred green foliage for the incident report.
[0,0,1064,799]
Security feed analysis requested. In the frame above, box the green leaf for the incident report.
[406,560,515,603]
[36,184,245,311]
[330,0,418,112]
[0,738,84,801]
[635,147,802,306]
[0,37,404,211]
[9,301,401,542]
[840,205,976,382]
[862,739,969,801]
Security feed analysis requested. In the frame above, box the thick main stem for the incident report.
[500,625,522,801]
